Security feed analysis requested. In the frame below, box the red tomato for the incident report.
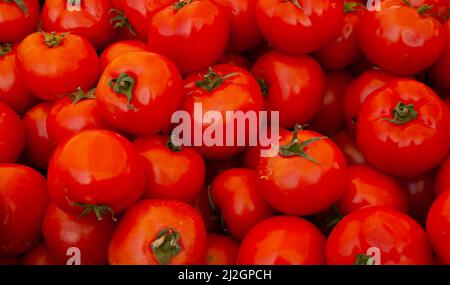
[0,44,38,114]
[218,52,251,70]
[0,0,39,43]
[181,64,264,160]
[255,0,343,54]
[310,71,353,135]
[211,168,275,239]
[432,20,450,92]
[331,131,365,165]
[22,102,56,170]
[148,0,229,75]
[16,32,99,102]
[357,79,450,177]
[99,40,149,72]
[409,0,449,22]
[258,126,347,216]
[337,165,408,215]
[112,0,123,9]
[46,91,110,145]
[21,243,63,266]
[327,206,433,265]
[426,190,450,265]
[343,69,399,134]
[108,199,207,265]
[0,102,25,163]
[41,0,117,50]
[251,51,325,129]
[133,135,206,203]
[193,187,221,233]
[435,156,450,196]
[237,216,326,265]
[212,0,262,51]
[96,52,184,136]
[43,203,117,265]
[205,234,239,265]
[0,164,49,256]
[358,0,445,75]
[47,129,146,219]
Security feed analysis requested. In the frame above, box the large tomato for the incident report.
[0,164,49,256]
[251,51,325,129]
[0,102,25,163]
[0,0,39,43]
[205,234,239,265]
[41,0,117,50]
[432,19,450,92]
[108,199,207,265]
[357,79,450,177]
[237,216,326,265]
[435,156,450,196]
[358,0,445,75]
[99,40,149,72]
[426,190,450,265]
[255,0,343,54]
[327,206,433,265]
[16,32,99,101]
[47,129,146,219]
[21,243,62,266]
[148,0,229,75]
[257,126,347,216]
[96,52,183,136]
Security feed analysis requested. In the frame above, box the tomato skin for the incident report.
[205,234,239,265]
[108,199,207,265]
[0,164,49,256]
[432,20,450,93]
[47,97,110,145]
[21,243,63,266]
[337,165,408,215]
[218,52,251,70]
[193,187,221,233]
[148,0,229,75]
[99,40,150,72]
[211,168,275,240]
[358,0,445,75]
[133,135,206,203]
[426,190,450,265]
[251,51,325,129]
[327,206,433,265]
[0,0,39,43]
[41,0,117,50]
[212,0,262,52]
[331,131,365,165]
[255,0,343,54]
[357,79,450,177]
[96,52,184,136]
[47,129,146,217]
[0,257,20,265]
[237,216,326,265]
[435,156,450,197]
[16,32,99,102]
[409,0,449,22]
[43,203,116,265]
[258,129,347,216]
[22,102,56,170]
[0,102,25,163]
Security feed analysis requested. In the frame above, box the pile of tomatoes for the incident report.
[1,0,450,266]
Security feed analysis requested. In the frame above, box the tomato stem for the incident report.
[383,101,418,125]
[0,43,12,57]
[323,205,344,229]
[41,31,68,48]
[69,87,96,105]
[195,67,238,92]
[173,0,192,10]
[344,1,366,13]
[8,0,30,16]
[108,73,136,110]
[290,0,303,10]
[151,228,182,265]
[402,0,433,15]
[70,199,117,221]
[257,78,269,97]
[166,137,183,152]
[354,254,371,265]
[109,9,137,36]
[66,0,82,11]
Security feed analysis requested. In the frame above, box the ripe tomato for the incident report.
[218,52,251,70]
[0,102,25,163]
[205,234,239,265]
[358,0,445,75]
[43,203,117,265]
[357,79,450,177]
[46,90,110,145]
[16,32,99,101]
[0,164,49,256]
[21,243,63,266]
[133,135,206,203]
[41,0,117,50]
[0,0,39,43]
[108,199,207,265]
[0,44,38,114]
[211,168,274,239]
[310,71,353,135]
[148,0,229,75]
[255,0,343,54]
[96,52,183,136]
[258,126,347,216]
[181,64,264,160]
[327,206,433,265]
[47,129,146,219]
[432,19,450,92]
[237,216,326,265]
[22,102,55,170]
[409,0,449,22]
[426,190,450,265]
[251,51,325,129]
[435,156,450,196]
[336,165,408,215]
[330,131,365,165]
[99,40,149,72]
[212,0,262,51]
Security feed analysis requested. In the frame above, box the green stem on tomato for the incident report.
[354,254,371,265]
[383,101,418,125]
[173,0,192,10]
[344,1,366,13]
[0,43,12,57]
[66,0,82,11]
[151,228,182,265]
[109,8,137,36]
[195,67,238,92]
[257,78,269,97]
[40,31,68,47]
[68,198,117,221]
[108,73,136,110]
[69,87,96,105]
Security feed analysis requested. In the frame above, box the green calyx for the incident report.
[278,124,326,164]
[403,0,433,15]
[5,0,30,16]
[41,31,68,48]
[66,0,82,11]
[0,43,12,57]
[354,254,372,265]
[151,228,182,265]
[383,101,418,125]
[323,205,344,229]
[195,67,238,92]
[344,1,365,13]
[110,8,137,36]
[69,87,96,105]
[173,0,192,10]
[257,78,269,97]
[289,0,303,10]
[166,137,183,152]
[108,73,136,110]
[71,201,117,221]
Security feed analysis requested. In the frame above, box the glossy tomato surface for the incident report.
[432,19,450,92]
[426,190,450,265]
[99,40,149,72]
[435,156,450,196]
[0,102,25,163]
[0,0,39,43]
[205,234,239,265]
